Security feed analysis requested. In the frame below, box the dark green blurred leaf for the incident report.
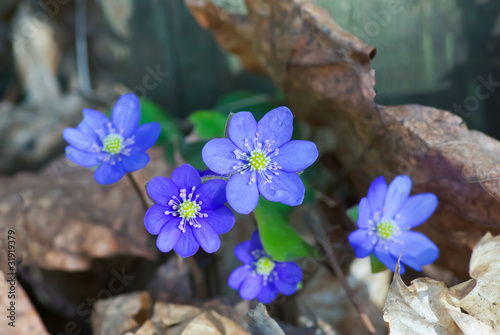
[346,205,359,224]
[254,198,315,261]
[179,140,208,170]
[370,253,388,273]
[215,90,283,120]
[140,98,181,143]
[189,110,227,140]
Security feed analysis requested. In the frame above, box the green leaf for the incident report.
[254,198,315,262]
[189,110,228,140]
[370,253,388,273]
[346,205,359,224]
[215,90,283,120]
[178,140,208,170]
[140,98,181,144]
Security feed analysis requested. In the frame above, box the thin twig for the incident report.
[186,256,207,299]
[126,173,149,213]
[316,237,376,335]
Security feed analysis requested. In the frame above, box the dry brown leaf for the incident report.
[92,291,152,335]
[0,148,170,271]
[185,0,500,278]
[0,270,49,335]
[92,292,249,335]
[383,233,500,335]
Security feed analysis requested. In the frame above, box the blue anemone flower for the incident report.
[202,107,318,214]
[348,175,439,274]
[228,230,302,304]
[63,93,161,184]
[145,164,235,258]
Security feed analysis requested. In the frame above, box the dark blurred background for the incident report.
[0,0,499,172]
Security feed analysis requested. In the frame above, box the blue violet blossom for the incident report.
[348,175,439,274]
[202,107,318,214]
[63,93,161,184]
[145,164,235,258]
[228,230,303,304]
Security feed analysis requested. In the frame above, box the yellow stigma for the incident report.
[377,220,397,239]
[179,200,200,219]
[249,151,270,171]
[256,257,275,276]
[102,134,124,155]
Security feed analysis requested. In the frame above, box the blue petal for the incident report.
[227,112,257,151]
[366,175,387,217]
[234,241,254,264]
[257,283,278,304]
[204,207,235,234]
[202,138,240,175]
[156,220,182,253]
[251,230,263,250]
[260,171,304,206]
[111,93,141,138]
[144,204,176,235]
[383,175,412,220]
[195,179,227,210]
[256,107,293,148]
[395,194,438,229]
[129,122,161,153]
[227,172,259,214]
[63,128,97,151]
[348,229,375,258]
[228,265,252,290]
[94,162,125,184]
[121,152,150,172]
[171,164,202,190]
[192,222,221,254]
[65,146,103,167]
[77,108,110,143]
[273,140,318,172]
[276,262,302,284]
[174,227,199,257]
[147,176,179,206]
[374,242,404,274]
[257,177,290,203]
[389,231,439,272]
[356,198,373,229]
[240,275,263,300]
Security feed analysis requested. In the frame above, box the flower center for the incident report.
[178,200,200,220]
[377,220,398,239]
[249,151,270,171]
[232,133,282,185]
[164,186,207,233]
[102,133,124,155]
[256,257,275,276]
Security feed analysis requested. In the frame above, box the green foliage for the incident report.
[370,253,388,273]
[140,98,181,143]
[346,205,359,224]
[254,198,315,262]
[189,110,227,140]
[215,90,283,121]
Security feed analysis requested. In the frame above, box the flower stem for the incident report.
[126,173,149,213]
[317,236,376,335]
[186,256,207,299]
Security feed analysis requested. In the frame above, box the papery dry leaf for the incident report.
[383,263,461,335]
[383,233,500,335]
[185,0,500,278]
[0,270,49,335]
[0,148,170,271]
[94,293,250,335]
[92,291,152,335]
